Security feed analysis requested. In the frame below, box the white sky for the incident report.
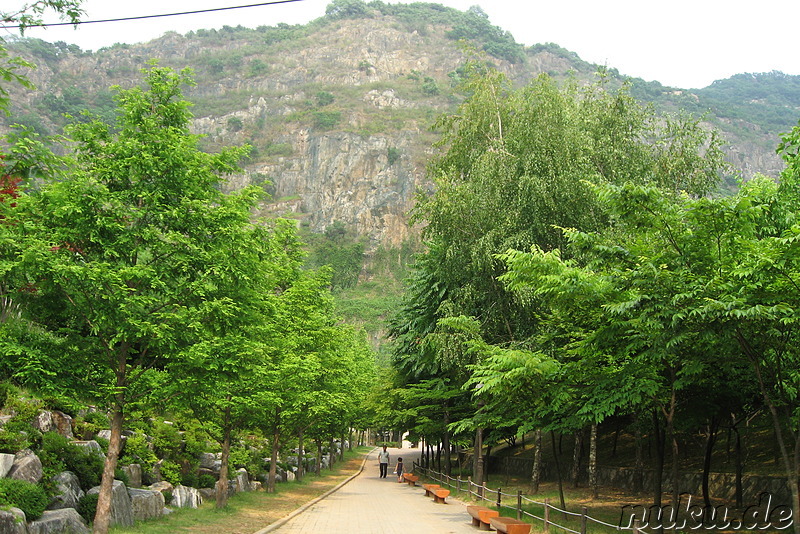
[3,0,799,89]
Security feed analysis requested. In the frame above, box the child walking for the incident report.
[395,457,404,483]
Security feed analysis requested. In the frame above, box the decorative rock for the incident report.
[0,507,28,534]
[48,471,84,510]
[0,452,15,477]
[128,488,164,521]
[286,471,296,482]
[199,453,221,473]
[251,481,263,491]
[8,449,43,484]
[50,412,73,439]
[148,480,173,495]
[87,480,134,528]
[198,487,216,502]
[234,468,250,493]
[121,463,142,488]
[0,414,13,426]
[70,440,104,458]
[27,508,90,534]
[170,484,201,509]
[31,411,54,433]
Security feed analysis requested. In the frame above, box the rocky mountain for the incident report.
[2,2,798,248]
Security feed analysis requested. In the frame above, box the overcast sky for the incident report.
[3,0,798,89]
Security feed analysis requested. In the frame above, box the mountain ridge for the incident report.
[2,1,798,247]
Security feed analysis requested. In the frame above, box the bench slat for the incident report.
[489,516,531,534]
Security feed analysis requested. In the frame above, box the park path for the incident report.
[257,446,478,534]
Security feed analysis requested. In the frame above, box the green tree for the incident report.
[5,64,251,533]
[0,1,83,112]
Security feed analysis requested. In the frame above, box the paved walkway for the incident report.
[261,446,477,534]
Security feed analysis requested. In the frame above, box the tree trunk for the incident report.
[442,407,452,477]
[702,416,719,509]
[93,354,127,534]
[474,427,484,486]
[315,440,322,475]
[268,407,280,493]
[530,429,542,493]
[634,421,644,493]
[589,423,598,499]
[652,410,665,509]
[732,417,743,508]
[329,438,335,470]
[550,431,567,517]
[571,429,583,488]
[484,445,492,483]
[216,401,232,508]
[297,428,305,481]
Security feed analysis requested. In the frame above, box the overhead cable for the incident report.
[0,0,304,29]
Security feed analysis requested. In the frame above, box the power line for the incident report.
[1,0,304,30]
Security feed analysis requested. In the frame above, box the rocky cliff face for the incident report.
[2,11,789,248]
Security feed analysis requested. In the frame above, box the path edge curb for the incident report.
[252,447,376,534]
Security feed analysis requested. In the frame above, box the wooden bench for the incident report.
[432,488,450,504]
[467,505,500,530]
[403,473,419,486]
[489,516,531,534]
[422,483,440,497]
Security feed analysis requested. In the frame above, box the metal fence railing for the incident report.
[413,462,644,534]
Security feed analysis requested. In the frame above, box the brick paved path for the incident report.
[257,446,477,534]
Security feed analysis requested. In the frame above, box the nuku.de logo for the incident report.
[619,492,793,530]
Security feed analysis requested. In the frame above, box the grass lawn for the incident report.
[110,447,370,533]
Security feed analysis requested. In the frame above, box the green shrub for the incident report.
[0,478,48,520]
[114,467,129,486]
[120,433,157,470]
[77,492,98,524]
[181,471,198,488]
[198,473,217,489]
[151,421,182,461]
[312,110,341,130]
[0,429,30,453]
[38,434,106,491]
[158,460,182,486]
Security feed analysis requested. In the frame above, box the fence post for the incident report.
[457,475,462,494]
[517,490,522,520]
[468,476,472,498]
[544,497,550,534]
[482,481,488,502]
[581,506,588,534]
[633,518,640,534]
[497,487,502,508]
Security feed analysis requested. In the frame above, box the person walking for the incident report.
[395,457,404,483]
[378,445,390,478]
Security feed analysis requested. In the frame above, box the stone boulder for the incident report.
[233,468,251,493]
[121,463,142,488]
[8,449,43,484]
[70,440,104,458]
[27,508,90,534]
[128,488,164,522]
[87,480,134,528]
[31,411,54,434]
[170,484,201,509]
[50,412,74,439]
[198,452,221,473]
[0,452,15,477]
[198,487,216,502]
[0,507,27,534]
[47,471,84,510]
[148,480,173,496]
